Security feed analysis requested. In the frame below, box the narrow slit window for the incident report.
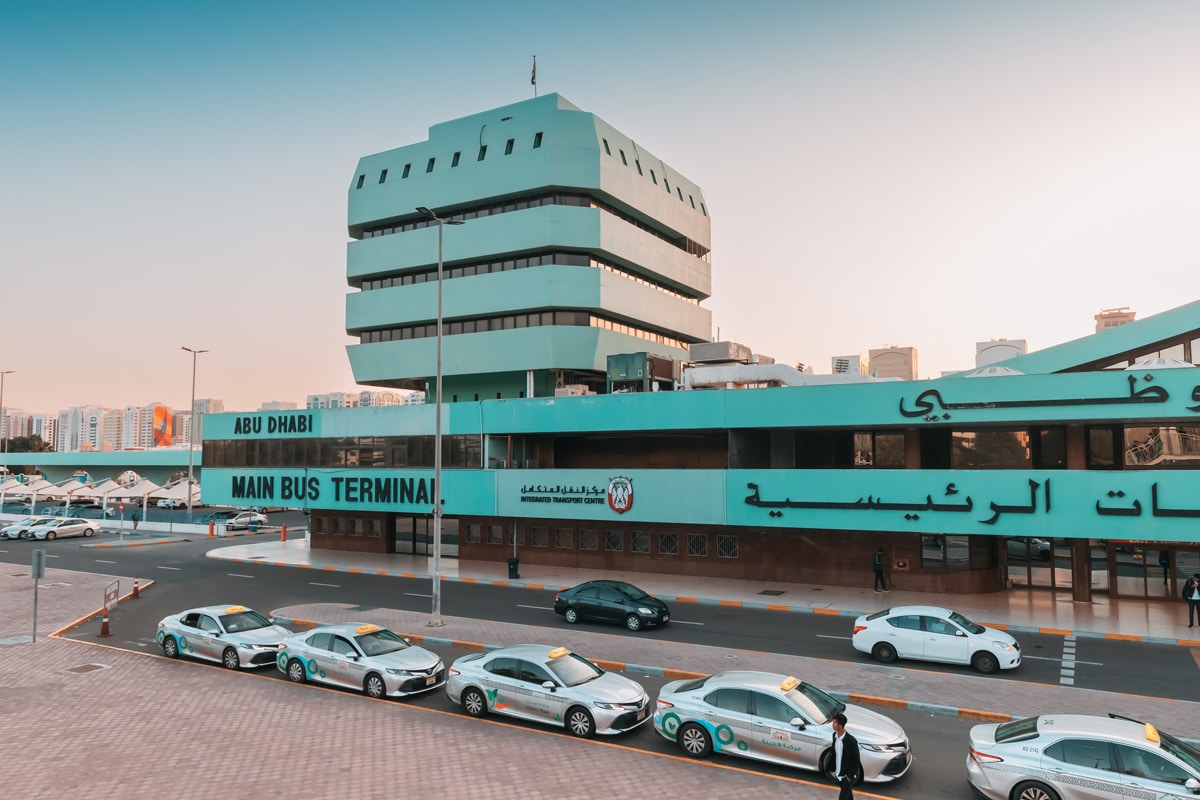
[477,145,487,161]
[650,169,657,185]
[635,159,643,175]
[689,194,695,208]
[504,138,514,155]
[402,163,411,179]
[355,174,365,189]
[677,187,683,201]
[602,138,611,155]
[378,169,388,184]
[533,131,543,148]
[451,151,461,167]
[664,177,670,192]
[700,202,707,216]
[619,149,628,165]
[426,157,436,173]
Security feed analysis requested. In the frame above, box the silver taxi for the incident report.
[655,671,911,784]
[968,714,1200,800]
[446,644,650,738]
[277,622,445,699]
[1,516,55,540]
[156,605,290,669]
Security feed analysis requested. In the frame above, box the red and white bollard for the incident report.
[99,609,111,638]
[281,524,287,544]
[132,578,140,599]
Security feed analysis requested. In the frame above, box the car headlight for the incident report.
[860,743,898,753]
[593,701,628,710]
[636,607,656,616]
[386,668,418,676]
[992,642,1015,652]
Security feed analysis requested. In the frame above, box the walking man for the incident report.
[1184,573,1200,628]
[1159,550,1170,585]
[873,548,889,593]
[831,712,861,800]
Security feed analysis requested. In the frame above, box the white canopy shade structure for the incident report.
[107,478,164,518]
[1125,357,1197,370]
[3,478,54,499]
[963,365,1025,378]
[76,478,123,500]
[151,480,200,504]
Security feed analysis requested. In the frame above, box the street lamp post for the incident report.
[181,347,208,522]
[0,370,13,455]
[416,206,463,627]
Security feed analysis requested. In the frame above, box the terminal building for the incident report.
[19,94,1200,604]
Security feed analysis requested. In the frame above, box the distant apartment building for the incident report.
[30,414,55,449]
[307,392,359,409]
[975,339,1028,367]
[122,402,174,449]
[191,399,223,444]
[831,355,867,375]
[1,408,28,440]
[259,401,299,411]
[1095,307,1136,332]
[867,346,918,380]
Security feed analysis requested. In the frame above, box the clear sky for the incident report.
[3,1,1198,414]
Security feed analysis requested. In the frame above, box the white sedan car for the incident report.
[1,516,57,540]
[277,622,445,699]
[27,517,100,540]
[225,511,267,530]
[852,605,1020,673]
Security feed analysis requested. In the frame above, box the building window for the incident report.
[580,529,598,550]
[465,524,481,544]
[650,169,657,185]
[555,527,572,548]
[368,519,381,538]
[378,169,388,184]
[351,518,364,537]
[531,526,549,547]
[355,174,365,189]
[659,532,678,556]
[332,517,344,535]
[602,138,611,155]
[619,149,628,166]
[477,145,487,161]
[689,194,695,209]
[450,151,461,167]
[504,138,515,155]
[700,202,707,216]
[605,530,623,552]
[677,187,683,201]
[716,535,738,559]
[634,159,642,175]
[313,516,326,534]
[687,533,707,557]
[426,158,436,173]
[951,429,1031,469]
[511,527,525,547]
[402,163,411,179]
[533,132,543,148]
[663,177,670,193]
[631,531,650,554]
[487,524,503,545]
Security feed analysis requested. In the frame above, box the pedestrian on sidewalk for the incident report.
[873,548,889,593]
[1184,573,1200,628]
[1159,550,1170,585]
[132,510,140,532]
[831,712,860,800]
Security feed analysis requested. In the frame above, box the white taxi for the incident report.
[156,605,290,669]
[277,623,445,699]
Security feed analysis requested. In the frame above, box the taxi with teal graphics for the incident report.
[654,671,911,784]
[445,644,650,738]
[156,605,290,669]
[277,622,445,699]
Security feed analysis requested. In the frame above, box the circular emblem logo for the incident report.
[608,476,633,514]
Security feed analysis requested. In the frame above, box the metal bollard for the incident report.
[281,523,287,543]
[208,520,215,539]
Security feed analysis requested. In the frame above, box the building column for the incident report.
[1065,425,1092,602]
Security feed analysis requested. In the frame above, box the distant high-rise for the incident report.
[259,401,299,411]
[867,346,918,381]
[1095,307,1136,332]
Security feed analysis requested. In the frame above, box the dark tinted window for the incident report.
[305,632,334,651]
[486,657,518,679]
[1115,744,1191,784]
[518,660,554,684]
[704,688,751,714]
[887,615,922,631]
[752,692,797,723]
[1044,739,1113,771]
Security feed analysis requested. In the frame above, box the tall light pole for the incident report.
[0,370,13,455]
[181,347,207,522]
[416,206,463,627]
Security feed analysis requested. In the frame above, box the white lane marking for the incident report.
[1023,654,1102,666]
[405,591,432,598]
[95,559,117,564]
[817,634,852,640]
[157,566,181,571]
[228,573,254,579]
[309,582,340,588]
[517,604,553,610]
[45,553,60,557]
[1061,634,1077,686]
[670,620,704,626]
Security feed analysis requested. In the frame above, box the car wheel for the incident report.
[972,651,1000,674]
[46,532,56,540]
[161,635,180,659]
[872,642,898,663]
[563,607,579,624]
[625,614,643,632]
[364,673,386,699]
[820,748,864,784]
[565,705,595,738]
[1038,549,1051,561]
[286,658,307,683]
[677,722,712,758]
[84,528,95,537]
[222,647,240,670]
[462,687,488,718]
[1013,781,1060,800]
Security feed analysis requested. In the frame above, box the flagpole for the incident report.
[531,55,537,98]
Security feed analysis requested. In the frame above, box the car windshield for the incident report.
[219,609,272,633]
[1160,731,1200,774]
[949,611,986,635]
[355,629,410,656]
[995,716,1040,743]
[616,583,650,601]
[785,682,845,724]
[546,652,604,687]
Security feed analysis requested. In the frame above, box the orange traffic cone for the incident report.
[132,578,140,599]
[99,609,111,638]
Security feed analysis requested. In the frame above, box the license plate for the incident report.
[426,674,436,685]
[662,615,669,622]
[637,708,646,720]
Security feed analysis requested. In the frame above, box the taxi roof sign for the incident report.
[224,605,247,614]
[779,676,800,692]
[548,647,569,659]
[1145,722,1160,744]
[355,624,380,635]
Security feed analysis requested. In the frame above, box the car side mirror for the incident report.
[1185,777,1200,793]
[790,717,806,730]
[542,680,556,693]
[956,630,967,637]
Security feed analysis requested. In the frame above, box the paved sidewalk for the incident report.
[209,538,1200,645]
